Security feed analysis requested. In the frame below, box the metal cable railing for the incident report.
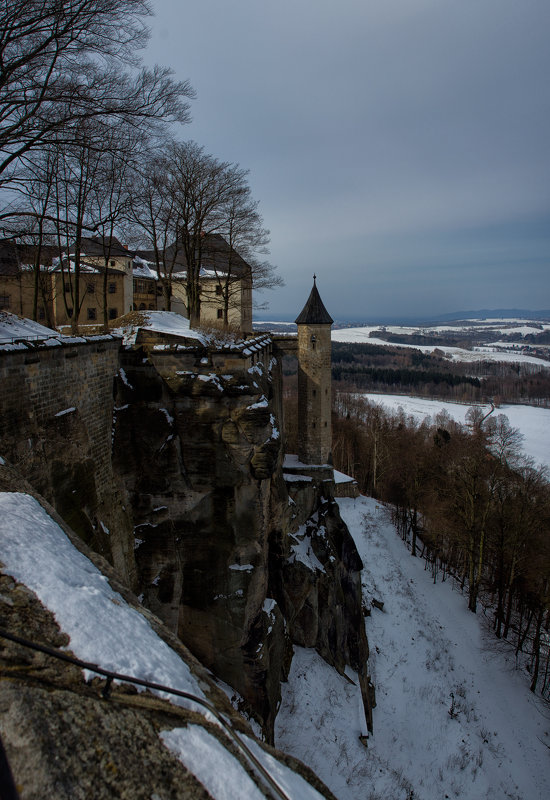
[0,628,292,800]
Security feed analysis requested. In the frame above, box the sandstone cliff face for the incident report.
[0,335,371,745]
[113,348,293,741]
[112,344,370,741]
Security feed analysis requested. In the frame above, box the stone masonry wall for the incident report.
[0,337,136,586]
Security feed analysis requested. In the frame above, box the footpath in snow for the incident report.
[276,495,550,800]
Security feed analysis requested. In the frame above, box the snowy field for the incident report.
[331,327,550,368]
[360,393,550,470]
[276,496,550,800]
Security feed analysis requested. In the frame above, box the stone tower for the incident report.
[295,276,333,465]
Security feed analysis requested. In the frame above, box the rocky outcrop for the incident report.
[112,347,294,742]
[111,343,371,741]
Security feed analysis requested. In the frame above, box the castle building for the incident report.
[295,276,333,465]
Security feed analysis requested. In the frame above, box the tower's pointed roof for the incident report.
[295,276,333,325]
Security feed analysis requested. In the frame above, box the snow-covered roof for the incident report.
[113,310,209,347]
[0,311,57,343]
[133,256,159,280]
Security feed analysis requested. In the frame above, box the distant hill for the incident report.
[256,310,550,328]
[428,309,550,323]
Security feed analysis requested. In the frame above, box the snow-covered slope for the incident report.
[276,496,550,800]
[0,491,326,800]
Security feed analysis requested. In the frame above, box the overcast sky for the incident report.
[146,0,549,321]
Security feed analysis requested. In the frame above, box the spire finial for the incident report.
[313,273,317,283]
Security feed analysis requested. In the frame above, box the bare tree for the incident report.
[166,141,250,326]
[89,128,145,330]
[50,120,113,332]
[126,152,184,312]
[128,140,281,328]
[209,190,283,327]
[0,1,193,187]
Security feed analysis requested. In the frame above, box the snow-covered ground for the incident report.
[276,496,550,800]
[360,393,550,470]
[332,327,550,367]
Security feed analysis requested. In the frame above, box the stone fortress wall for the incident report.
[0,335,121,500]
[0,335,138,584]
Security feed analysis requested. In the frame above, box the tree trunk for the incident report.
[530,606,544,693]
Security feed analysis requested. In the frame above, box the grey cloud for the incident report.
[147,0,550,319]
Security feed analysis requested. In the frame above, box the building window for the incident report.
[134,279,155,296]
[148,303,154,310]
[108,282,116,294]
[0,294,10,309]
[38,307,45,320]
[64,282,71,293]
[110,260,116,267]
[108,308,117,320]
[139,303,145,310]
[86,282,94,294]
[216,285,223,295]
[87,307,97,320]
[217,309,223,319]
[67,308,73,317]
[312,389,316,397]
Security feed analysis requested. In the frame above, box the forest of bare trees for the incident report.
[331,394,550,697]
[284,383,550,698]
[331,341,550,407]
